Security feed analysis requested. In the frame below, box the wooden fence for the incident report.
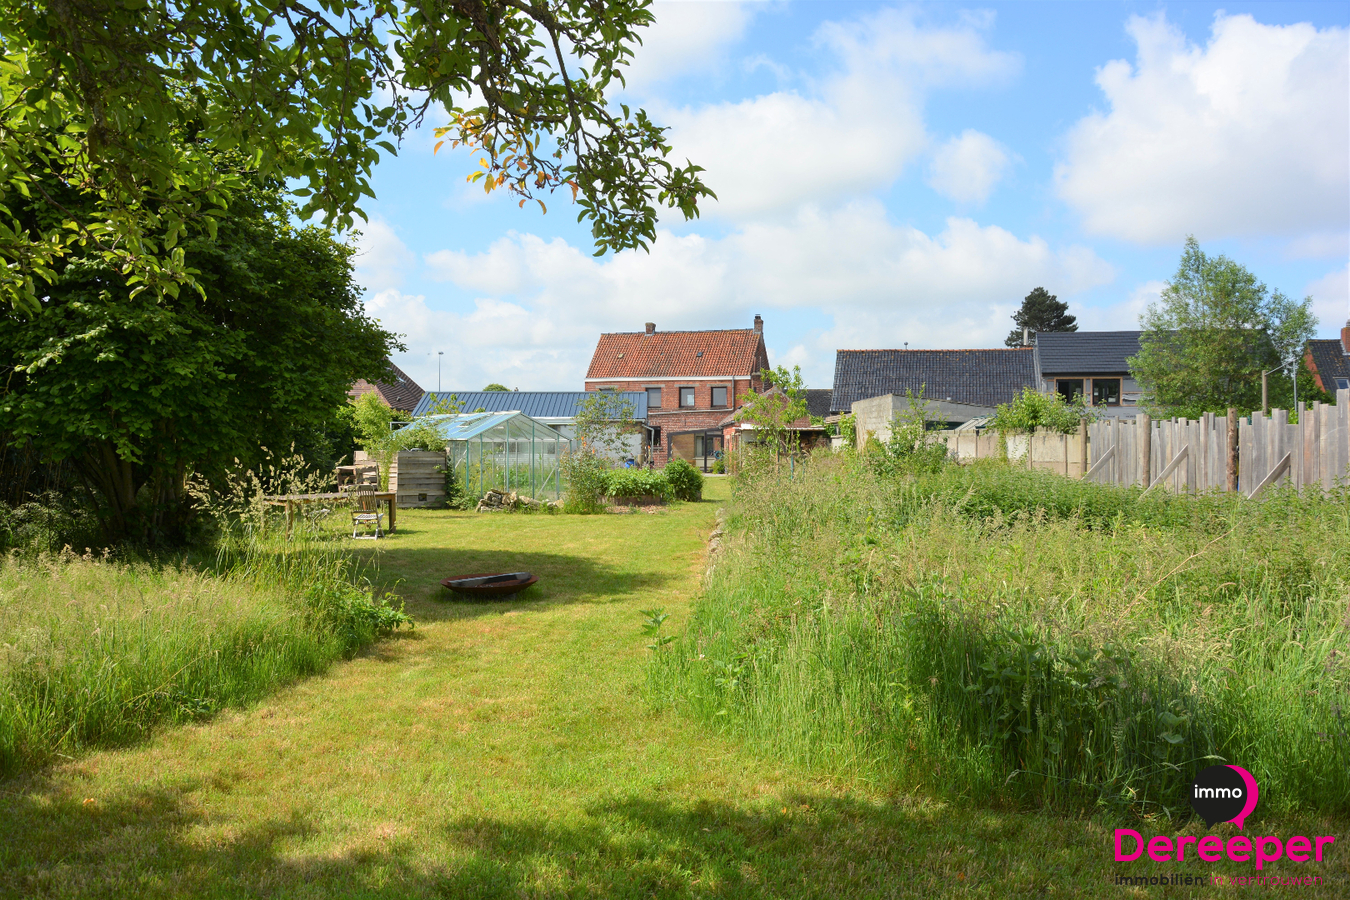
[1085,389,1349,496]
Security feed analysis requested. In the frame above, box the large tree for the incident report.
[0,0,713,313]
[0,171,398,542]
[1004,287,1077,346]
[1128,237,1319,418]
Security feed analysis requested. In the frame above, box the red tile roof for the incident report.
[586,329,768,380]
[348,360,424,412]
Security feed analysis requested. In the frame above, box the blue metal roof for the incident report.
[412,390,648,420]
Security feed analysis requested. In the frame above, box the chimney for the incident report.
[1342,319,1349,355]
[753,314,763,333]
[645,322,655,335]
[1022,326,1031,346]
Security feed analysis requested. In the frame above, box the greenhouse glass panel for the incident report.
[413,411,571,501]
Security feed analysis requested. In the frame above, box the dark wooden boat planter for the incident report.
[440,572,538,599]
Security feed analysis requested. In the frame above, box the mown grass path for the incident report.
[2,481,1339,898]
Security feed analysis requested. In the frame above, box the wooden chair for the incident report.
[350,483,383,539]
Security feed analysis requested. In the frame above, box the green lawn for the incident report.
[0,479,1343,898]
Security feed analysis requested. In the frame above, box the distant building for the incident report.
[348,360,424,413]
[1305,321,1350,395]
[1034,330,1143,413]
[584,317,771,468]
[830,348,1038,415]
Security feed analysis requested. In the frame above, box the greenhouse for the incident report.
[419,411,573,501]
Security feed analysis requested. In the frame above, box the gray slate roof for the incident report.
[1036,331,1142,376]
[411,391,648,420]
[1306,339,1350,393]
[804,389,833,419]
[830,349,1037,412]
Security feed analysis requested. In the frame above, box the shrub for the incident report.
[0,490,102,553]
[664,458,704,501]
[560,449,609,514]
[603,468,673,502]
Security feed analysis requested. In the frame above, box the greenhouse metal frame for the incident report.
[421,411,573,501]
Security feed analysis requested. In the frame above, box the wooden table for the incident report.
[262,491,396,538]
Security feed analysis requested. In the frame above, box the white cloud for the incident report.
[1307,264,1349,335]
[660,8,1020,220]
[353,220,416,294]
[404,205,1112,388]
[621,1,759,89]
[927,130,1012,204]
[1078,279,1165,332]
[1056,13,1349,244]
[1285,232,1350,261]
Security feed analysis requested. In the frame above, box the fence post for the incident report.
[1226,408,1238,492]
[1139,413,1152,488]
[1078,418,1087,478]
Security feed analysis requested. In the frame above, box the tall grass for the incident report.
[0,457,410,778]
[656,455,1350,820]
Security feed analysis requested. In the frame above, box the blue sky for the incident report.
[351,1,1350,393]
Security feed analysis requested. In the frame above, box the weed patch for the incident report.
[657,455,1350,821]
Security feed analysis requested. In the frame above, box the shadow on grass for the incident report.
[0,775,1098,900]
[353,548,678,622]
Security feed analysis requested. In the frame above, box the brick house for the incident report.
[719,386,832,462]
[584,317,771,468]
[1304,320,1350,396]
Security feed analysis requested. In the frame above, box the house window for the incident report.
[711,385,728,408]
[679,386,695,407]
[646,387,662,409]
[1092,378,1121,406]
[1056,379,1084,403]
[1337,378,1350,391]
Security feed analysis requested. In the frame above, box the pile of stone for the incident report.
[475,490,559,512]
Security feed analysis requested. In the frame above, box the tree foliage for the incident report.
[1129,237,1318,418]
[992,387,1090,436]
[0,177,397,542]
[572,390,637,457]
[738,366,808,461]
[346,393,462,489]
[483,383,510,391]
[0,0,713,313]
[866,389,949,475]
[1004,287,1077,347]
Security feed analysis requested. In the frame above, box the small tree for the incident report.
[992,388,1091,466]
[346,393,460,489]
[560,392,637,513]
[869,390,949,475]
[344,394,399,489]
[483,383,510,392]
[1005,287,1077,347]
[993,387,1089,435]
[738,366,809,464]
[1130,237,1317,418]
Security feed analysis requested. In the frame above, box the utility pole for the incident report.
[438,351,444,393]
